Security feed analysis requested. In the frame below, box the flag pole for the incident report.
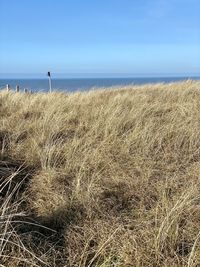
[47,71,52,93]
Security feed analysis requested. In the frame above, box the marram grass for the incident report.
[0,80,200,266]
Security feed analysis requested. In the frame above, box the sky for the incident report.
[0,0,200,78]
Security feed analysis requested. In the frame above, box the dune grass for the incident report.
[0,80,200,266]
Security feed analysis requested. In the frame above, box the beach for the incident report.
[1,76,200,92]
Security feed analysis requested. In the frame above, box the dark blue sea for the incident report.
[0,77,199,92]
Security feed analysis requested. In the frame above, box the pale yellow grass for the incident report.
[0,80,200,266]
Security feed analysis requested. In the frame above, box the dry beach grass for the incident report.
[0,80,200,266]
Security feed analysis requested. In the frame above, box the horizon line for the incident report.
[0,73,200,79]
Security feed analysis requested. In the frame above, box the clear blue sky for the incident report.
[0,0,199,78]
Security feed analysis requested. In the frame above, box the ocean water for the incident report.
[0,77,199,92]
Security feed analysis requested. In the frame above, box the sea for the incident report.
[0,77,199,92]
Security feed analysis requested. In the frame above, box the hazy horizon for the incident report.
[0,73,200,79]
